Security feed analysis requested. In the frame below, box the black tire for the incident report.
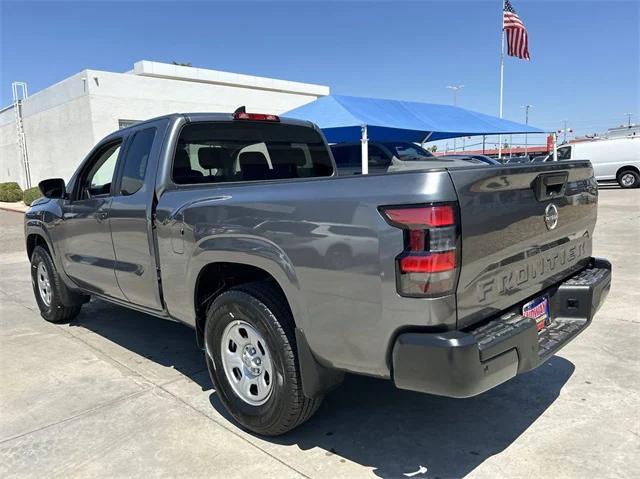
[30,246,82,323]
[204,281,322,436]
[617,169,640,189]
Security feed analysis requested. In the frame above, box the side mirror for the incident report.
[38,178,66,199]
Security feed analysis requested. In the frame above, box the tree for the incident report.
[172,61,192,67]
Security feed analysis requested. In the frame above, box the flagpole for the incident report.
[498,0,505,160]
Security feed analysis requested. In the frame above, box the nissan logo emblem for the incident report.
[544,203,559,230]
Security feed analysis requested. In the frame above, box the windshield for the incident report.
[380,142,435,159]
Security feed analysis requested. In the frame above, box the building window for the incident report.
[118,119,140,129]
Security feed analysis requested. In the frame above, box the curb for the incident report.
[0,205,28,214]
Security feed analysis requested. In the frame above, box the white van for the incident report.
[554,137,640,188]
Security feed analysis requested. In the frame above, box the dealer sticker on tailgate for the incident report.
[522,295,550,332]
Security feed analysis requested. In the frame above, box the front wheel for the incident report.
[204,282,322,436]
[617,169,640,188]
[30,246,82,323]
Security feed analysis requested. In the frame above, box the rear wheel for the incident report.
[617,169,640,188]
[30,246,82,323]
[204,281,322,435]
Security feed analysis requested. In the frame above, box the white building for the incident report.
[0,60,330,188]
[605,125,639,139]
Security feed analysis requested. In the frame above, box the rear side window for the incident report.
[172,122,334,184]
[120,127,156,195]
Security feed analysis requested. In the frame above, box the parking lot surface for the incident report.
[1,187,638,479]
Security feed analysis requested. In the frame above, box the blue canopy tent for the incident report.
[283,95,546,173]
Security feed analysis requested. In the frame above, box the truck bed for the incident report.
[155,160,598,378]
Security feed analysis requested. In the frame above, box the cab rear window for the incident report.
[172,122,334,184]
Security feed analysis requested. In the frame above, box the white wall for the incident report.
[1,71,95,187]
[0,107,24,186]
[22,95,96,185]
[1,63,328,188]
[84,68,325,142]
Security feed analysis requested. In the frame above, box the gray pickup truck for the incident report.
[25,111,611,435]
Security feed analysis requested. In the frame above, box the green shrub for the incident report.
[0,182,21,190]
[23,187,42,206]
[0,182,23,202]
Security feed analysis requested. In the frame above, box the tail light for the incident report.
[233,112,280,122]
[380,203,459,297]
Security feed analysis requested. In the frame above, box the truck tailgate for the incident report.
[449,161,598,329]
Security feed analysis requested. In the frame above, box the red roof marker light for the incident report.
[233,112,280,122]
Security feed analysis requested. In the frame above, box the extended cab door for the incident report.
[60,137,126,299]
[108,119,169,310]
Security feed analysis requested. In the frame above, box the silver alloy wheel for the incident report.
[37,262,52,307]
[621,173,636,187]
[219,319,274,406]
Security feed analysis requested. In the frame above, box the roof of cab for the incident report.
[115,112,318,134]
[182,112,317,129]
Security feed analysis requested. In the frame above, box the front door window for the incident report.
[79,142,121,199]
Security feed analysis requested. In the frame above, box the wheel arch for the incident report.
[27,230,88,308]
[616,165,640,178]
[192,260,343,399]
[192,260,302,348]
[26,232,51,260]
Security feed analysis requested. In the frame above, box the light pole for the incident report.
[447,85,464,106]
[522,104,532,155]
[560,119,571,143]
[447,85,464,151]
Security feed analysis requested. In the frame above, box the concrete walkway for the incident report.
[0,188,638,478]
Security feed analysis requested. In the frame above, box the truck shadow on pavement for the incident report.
[71,299,575,479]
[70,299,211,390]
[261,359,574,479]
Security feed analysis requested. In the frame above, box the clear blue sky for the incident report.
[1,0,638,141]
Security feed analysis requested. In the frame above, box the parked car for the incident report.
[541,138,640,188]
[532,154,552,163]
[331,141,490,174]
[331,141,436,175]
[26,111,611,435]
[506,155,532,164]
[437,154,501,165]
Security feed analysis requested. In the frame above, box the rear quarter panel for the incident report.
[155,171,458,377]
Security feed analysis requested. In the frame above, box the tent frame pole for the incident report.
[361,124,369,175]
[420,132,433,148]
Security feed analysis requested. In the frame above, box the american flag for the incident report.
[503,0,530,60]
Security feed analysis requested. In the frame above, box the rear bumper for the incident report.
[392,257,611,398]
